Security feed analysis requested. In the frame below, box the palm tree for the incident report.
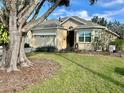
[0,0,97,72]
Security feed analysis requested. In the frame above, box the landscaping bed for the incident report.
[0,58,59,93]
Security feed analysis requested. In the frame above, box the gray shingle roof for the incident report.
[31,16,119,37]
[32,16,106,30]
[32,19,62,30]
[66,16,106,29]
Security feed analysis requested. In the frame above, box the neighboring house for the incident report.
[26,16,120,51]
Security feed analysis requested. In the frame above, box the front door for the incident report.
[67,31,75,49]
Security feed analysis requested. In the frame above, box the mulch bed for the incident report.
[0,58,60,93]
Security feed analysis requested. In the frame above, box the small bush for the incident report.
[35,46,57,52]
[109,39,124,51]
[24,43,30,48]
[0,24,9,45]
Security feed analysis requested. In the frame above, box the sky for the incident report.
[0,0,124,23]
[41,0,124,23]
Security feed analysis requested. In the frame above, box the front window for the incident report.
[79,31,91,42]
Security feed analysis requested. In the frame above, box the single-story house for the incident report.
[26,16,120,51]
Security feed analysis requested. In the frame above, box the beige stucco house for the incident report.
[26,16,119,51]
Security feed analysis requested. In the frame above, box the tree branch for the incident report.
[0,9,8,27]
[32,0,46,20]
[0,9,3,16]
[22,0,62,32]
[18,1,39,26]
[17,5,30,19]
[0,16,6,26]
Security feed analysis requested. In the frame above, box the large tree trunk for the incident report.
[5,1,21,72]
[0,33,32,72]
[1,5,32,72]
[7,32,22,72]
[19,36,32,67]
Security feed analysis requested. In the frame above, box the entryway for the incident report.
[67,30,75,50]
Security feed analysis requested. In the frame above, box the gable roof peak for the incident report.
[60,16,86,25]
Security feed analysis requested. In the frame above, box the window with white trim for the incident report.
[79,31,91,42]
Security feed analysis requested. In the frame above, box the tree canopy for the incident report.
[91,16,124,38]
[91,16,107,26]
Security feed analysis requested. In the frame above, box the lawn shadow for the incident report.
[115,67,124,75]
[56,53,124,89]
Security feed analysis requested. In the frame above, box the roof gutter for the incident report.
[32,27,67,31]
[75,26,106,29]
[75,26,120,37]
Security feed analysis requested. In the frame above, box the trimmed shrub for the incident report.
[109,39,124,51]
[35,46,57,52]
[24,43,30,48]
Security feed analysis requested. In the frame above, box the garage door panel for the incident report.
[35,35,56,47]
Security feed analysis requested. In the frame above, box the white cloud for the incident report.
[52,8,66,17]
[52,8,91,20]
[98,0,124,7]
[93,8,124,20]
[52,7,124,22]
[76,11,91,20]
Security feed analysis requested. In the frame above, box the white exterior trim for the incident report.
[75,26,106,29]
[106,30,120,37]
[75,27,120,38]
[60,17,86,25]
[33,33,56,36]
[32,27,66,31]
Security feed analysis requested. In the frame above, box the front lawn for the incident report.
[21,53,124,93]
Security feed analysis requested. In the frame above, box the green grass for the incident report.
[21,52,124,93]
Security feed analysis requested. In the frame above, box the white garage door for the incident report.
[35,35,56,47]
